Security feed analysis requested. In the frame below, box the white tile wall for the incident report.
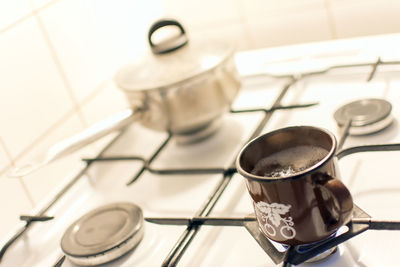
[245,4,332,49]
[330,0,400,39]
[0,139,13,176]
[190,21,252,52]
[1,0,400,245]
[240,0,325,17]
[0,16,74,159]
[37,0,162,103]
[19,113,88,205]
[29,0,54,10]
[81,81,129,125]
[161,0,242,28]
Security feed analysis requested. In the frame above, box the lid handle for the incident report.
[148,19,188,54]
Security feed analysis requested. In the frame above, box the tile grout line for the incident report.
[0,78,111,177]
[0,136,16,167]
[0,12,33,35]
[235,0,256,50]
[1,0,115,176]
[0,137,35,208]
[0,0,93,175]
[0,0,61,35]
[189,17,245,31]
[324,0,338,40]
[18,178,36,208]
[2,0,114,171]
[31,8,89,128]
[0,108,76,175]
[80,79,113,107]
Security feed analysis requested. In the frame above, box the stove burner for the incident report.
[334,98,393,135]
[61,202,144,266]
[243,219,341,265]
[295,241,338,263]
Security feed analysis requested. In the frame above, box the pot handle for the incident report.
[148,18,188,54]
[8,109,139,178]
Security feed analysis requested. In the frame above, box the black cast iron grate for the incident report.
[2,58,400,267]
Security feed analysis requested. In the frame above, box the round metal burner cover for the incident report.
[334,98,392,127]
[61,202,143,257]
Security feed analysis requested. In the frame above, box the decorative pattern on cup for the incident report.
[255,201,296,239]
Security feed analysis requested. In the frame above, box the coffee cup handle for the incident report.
[312,173,353,230]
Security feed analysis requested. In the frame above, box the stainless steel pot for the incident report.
[116,19,240,135]
[9,18,241,177]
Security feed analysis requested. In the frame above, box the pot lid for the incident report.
[115,18,234,91]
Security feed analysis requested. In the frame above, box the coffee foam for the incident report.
[251,145,329,178]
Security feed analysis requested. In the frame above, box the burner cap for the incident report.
[61,202,144,266]
[334,98,393,135]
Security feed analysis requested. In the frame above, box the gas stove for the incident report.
[2,34,400,267]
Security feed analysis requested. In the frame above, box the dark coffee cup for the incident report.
[236,126,353,245]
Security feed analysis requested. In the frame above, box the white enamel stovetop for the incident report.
[3,34,400,267]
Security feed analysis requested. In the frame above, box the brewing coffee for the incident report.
[251,145,329,178]
[237,126,353,245]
